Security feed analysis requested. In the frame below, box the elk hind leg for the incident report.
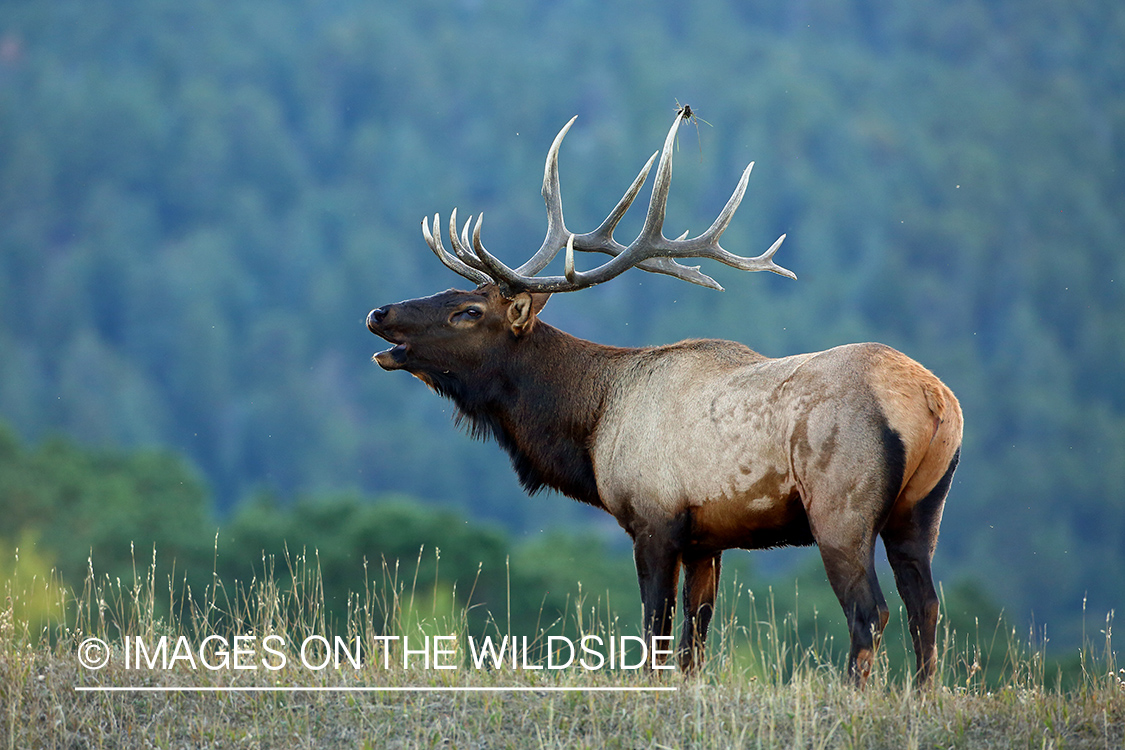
[819,542,889,687]
[797,411,903,685]
[806,471,893,685]
[677,552,722,673]
[882,449,959,685]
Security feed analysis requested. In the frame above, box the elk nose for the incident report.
[367,307,389,332]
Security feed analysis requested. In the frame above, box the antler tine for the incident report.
[624,159,796,280]
[468,212,566,293]
[578,150,657,249]
[683,160,795,279]
[447,209,491,273]
[468,213,533,289]
[422,213,492,286]
[636,107,684,248]
[513,116,577,277]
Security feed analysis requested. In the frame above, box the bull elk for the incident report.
[366,110,962,685]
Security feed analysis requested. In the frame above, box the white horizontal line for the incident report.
[76,685,677,693]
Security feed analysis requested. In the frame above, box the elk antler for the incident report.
[421,109,795,295]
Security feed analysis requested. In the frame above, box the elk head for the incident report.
[367,286,549,386]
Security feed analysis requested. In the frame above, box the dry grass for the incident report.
[2,547,1122,749]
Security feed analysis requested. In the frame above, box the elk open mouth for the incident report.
[373,343,409,370]
[368,307,410,369]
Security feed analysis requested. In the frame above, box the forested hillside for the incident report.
[0,0,1122,645]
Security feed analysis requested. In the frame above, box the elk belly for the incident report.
[690,486,813,550]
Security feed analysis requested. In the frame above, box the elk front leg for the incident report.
[678,552,721,673]
[632,528,682,666]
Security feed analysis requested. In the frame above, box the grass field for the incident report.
[3,548,1122,749]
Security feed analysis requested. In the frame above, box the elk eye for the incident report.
[453,307,483,322]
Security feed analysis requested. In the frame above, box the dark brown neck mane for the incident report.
[424,323,628,507]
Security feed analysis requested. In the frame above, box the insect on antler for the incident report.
[421,109,795,295]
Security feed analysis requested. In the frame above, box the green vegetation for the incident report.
[0,421,638,643]
[1,0,1122,662]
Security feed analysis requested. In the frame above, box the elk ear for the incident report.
[507,292,551,336]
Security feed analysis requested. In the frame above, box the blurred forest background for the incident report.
[1,0,1122,658]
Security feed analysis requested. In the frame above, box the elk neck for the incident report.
[436,322,630,509]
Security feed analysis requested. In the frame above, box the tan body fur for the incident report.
[595,341,961,553]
